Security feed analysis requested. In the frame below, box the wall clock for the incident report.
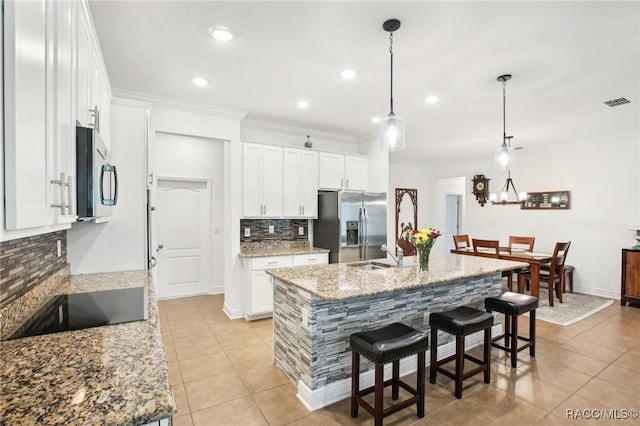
[472,174,490,207]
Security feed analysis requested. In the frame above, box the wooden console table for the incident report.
[621,248,640,306]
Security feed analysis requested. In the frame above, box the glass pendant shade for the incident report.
[496,143,510,169]
[380,114,406,151]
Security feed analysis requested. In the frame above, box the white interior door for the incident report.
[444,194,461,252]
[156,178,211,299]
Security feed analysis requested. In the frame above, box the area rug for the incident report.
[528,289,614,326]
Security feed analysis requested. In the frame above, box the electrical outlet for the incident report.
[56,240,62,257]
[269,225,275,233]
[298,227,304,235]
[244,228,251,237]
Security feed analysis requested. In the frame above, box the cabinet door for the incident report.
[3,0,53,229]
[75,9,91,127]
[299,150,318,218]
[250,270,273,314]
[243,143,263,217]
[51,0,76,224]
[345,156,368,191]
[318,152,345,190]
[283,148,302,217]
[88,46,101,128]
[98,75,112,149]
[261,145,283,217]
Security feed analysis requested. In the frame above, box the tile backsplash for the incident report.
[0,231,67,307]
[240,219,309,242]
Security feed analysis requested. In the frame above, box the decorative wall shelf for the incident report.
[521,190,570,210]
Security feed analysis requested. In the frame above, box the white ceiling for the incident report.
[89,1,639,164]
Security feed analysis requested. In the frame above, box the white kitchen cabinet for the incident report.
[318,153,368,191]
[4,0,76,229]
[283,148,318,218]
[292,252,329,266]
[75,1,111,148]
[344,155,368,191]
[3,0,50,229]
[242,253,327,320]
[4,0,110,231]
[242,255,293,320]
[242,143,282,218]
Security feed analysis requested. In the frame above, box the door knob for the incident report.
[157,244,164,251]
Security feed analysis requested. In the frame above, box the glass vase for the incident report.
[418,247,431,271]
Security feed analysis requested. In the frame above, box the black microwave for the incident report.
[76,126,118,221]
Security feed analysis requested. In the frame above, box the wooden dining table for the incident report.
[451,247,553,298]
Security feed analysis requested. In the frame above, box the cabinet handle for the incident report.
[66,176,73,215]
[302,205,305,215]
[267,261,278,265]
[50,172,66,213]
[308,258,317,262]
[341,178,343,188]
[346,179,349,188]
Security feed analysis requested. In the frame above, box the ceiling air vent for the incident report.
[603,97,631,107]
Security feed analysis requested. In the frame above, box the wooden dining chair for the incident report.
[518,241,571,307]
[472,239,513,291]
[508,236,535,252]
[453,235,471,250]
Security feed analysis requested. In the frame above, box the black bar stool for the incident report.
[350,322,429,426]
[485,291,538,368]
[429,306,493,399]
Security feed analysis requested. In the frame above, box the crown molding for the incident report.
[241,119,358,145]
[112,89,248,120]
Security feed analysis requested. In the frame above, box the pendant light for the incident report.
[380,19,406,152]
[490,74,526,205]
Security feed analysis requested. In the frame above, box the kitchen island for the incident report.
[267,252,527,410]
[0,270,175,425]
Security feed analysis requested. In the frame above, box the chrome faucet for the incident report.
[381,244,404,266]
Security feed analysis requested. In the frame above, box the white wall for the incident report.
[388,162,434,249]
[67,99,149,273]
[148,103,245,318]
[431,136,639,299]
[241,119,358,154]
[154,132,225,293]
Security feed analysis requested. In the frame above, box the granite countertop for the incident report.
[267,251,527,301]
[0,270,175,425]
[239,241,329,258]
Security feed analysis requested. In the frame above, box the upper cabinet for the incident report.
[318,153,368,191]
[283,148,318,218]
[243,143,283,218]
[3,0,111,231]
[76,2,112,148]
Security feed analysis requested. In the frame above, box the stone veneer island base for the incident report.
[268,252,527,410]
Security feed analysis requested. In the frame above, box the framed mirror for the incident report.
[395,188,418,255]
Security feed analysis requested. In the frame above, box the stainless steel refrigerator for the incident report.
[314,190,387,263]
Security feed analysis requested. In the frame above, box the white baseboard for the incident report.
[210,284,224,295]
[223,302,243,319]
[572,285,620,300]
[296,324,502,411]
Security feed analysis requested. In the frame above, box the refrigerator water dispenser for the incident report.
[346,221,359,245]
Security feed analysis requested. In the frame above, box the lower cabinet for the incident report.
[242,252,328,320]
[621,248,640,306]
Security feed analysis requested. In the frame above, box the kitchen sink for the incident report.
[349,261,394,270]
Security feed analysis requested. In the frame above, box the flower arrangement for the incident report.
[403,227,442,270]
[403,227,442,249]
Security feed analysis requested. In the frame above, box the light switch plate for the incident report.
[244,228,251,237]
[269,225,275,233]
[298,227,304,235]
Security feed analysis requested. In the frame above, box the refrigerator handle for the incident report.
[358,207,364,260]
[363,207,369,259]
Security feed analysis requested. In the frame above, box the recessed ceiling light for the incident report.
[340,69,357,80]
[296,100,309,109]
[192,77,208,87]
[370,117,381,124]
[211,27,233,42]
[424,95,439,104]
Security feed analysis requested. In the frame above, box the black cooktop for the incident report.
[5,287,148,341]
